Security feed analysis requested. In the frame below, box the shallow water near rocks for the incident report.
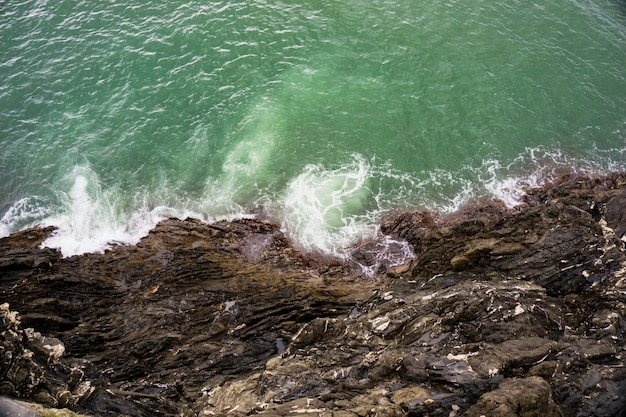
[1,0,625,260]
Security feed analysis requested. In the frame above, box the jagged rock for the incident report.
[465,376,561,417]
[24,328,65,364]
[1,174,626,416]
[467,337,558,379]
[0,396,91,417]
[0,304,89,409]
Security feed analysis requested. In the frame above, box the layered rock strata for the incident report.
[1,173,626,416]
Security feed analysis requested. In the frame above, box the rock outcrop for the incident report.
[1,173,626,416]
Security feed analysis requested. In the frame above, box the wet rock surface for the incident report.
[1,173,626,416]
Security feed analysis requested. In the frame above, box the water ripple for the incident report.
[0,0,625,255]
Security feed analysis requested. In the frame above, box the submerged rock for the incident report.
[1,173,626,416]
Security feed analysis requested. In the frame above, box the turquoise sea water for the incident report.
[1,0,625,261]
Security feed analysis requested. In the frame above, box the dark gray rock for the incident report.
[1,173,626,416]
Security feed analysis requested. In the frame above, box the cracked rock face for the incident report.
[1,173,626,416]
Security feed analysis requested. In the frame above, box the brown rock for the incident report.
[0,173,625,417]
[465,377,561,417]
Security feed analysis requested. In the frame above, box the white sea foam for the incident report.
[0,197,53,238]
[36,165,257,257]
[40,168,133,256]
[477,146,610,209]
[278,155,377,257]
[37,167,190,257]
[274,154,421,275]
[3,144,622,266]
[479,158,543,208]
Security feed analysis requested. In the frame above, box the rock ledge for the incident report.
[1,173,626,416]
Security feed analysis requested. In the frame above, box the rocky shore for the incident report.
[1,173,626,416]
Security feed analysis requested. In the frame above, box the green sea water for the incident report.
[1,0,625,261]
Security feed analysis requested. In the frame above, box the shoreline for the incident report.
[1,172,626,416]
[2,150,608,260]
